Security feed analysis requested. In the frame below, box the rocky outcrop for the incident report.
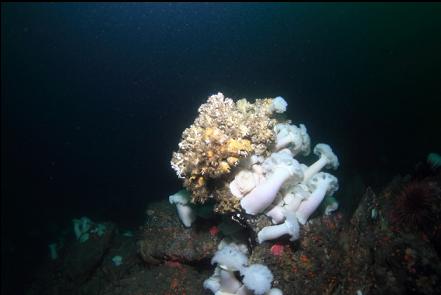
[27,171,441,295]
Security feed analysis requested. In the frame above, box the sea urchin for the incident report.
[390,180,440,232]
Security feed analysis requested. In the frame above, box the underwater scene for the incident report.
[2,3,441,295]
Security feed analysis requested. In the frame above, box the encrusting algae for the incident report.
[171,92,283,212]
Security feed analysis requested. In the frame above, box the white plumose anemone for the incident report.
[257,211,300,243]
[270,96,288,113]
[229,170,262,199]
[296,172,339,225]
[240,149,303,215]
[169,189,196,227]
[274,123,311,156]
[302,143,339,183]
[241,264,274,295]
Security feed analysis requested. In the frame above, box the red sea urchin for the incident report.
[390,180,441,232]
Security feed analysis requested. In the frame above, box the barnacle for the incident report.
[170,92,280,211]
[221,139,253,156]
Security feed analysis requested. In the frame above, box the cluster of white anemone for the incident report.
[169,96,340,245]
[230,96,340,244]
[169,96,340,295]
[204,240,283,295]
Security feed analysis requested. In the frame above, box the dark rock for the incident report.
[101,264,209,295]
[249,213,344,295]
[26,222,142,295]
[26,171,441,295]
[63,222,117,282]
[138,200,222,265]
[336,175,441,295]
[247,172,441,295]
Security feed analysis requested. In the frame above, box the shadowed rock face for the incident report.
[100,264,207,295]
[246,172,441,295]
[138,201,222,265]
[26,172,441,295]
[338,174,441,295]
